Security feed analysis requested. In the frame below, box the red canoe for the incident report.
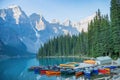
[98,68,110,74]
[40,70,48,75]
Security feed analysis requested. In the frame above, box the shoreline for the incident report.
[37,56,94,59]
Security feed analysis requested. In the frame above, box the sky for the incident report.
[0,0,111,22]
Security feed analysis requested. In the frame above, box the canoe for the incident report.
[104,65,117,69]
[60,64,75,68]
[84,70,91,79]
[34,67,45,74]
[60,68,67,74]
[98,68,110,74]
[56,71,61,75]
[67,69,75,75]
[60,62,79,68]
[40,70,48,75]
[92,69,99,75]
[28,66,43,71]
[60,68,75,75]
[67,62,79,67]
[75,68,83,77]
[92,67,99,75]
[104,68,110,74]
[34,68,40,74]
[75,71,83,76]
[46,71,60,76]
[84,60,96,64]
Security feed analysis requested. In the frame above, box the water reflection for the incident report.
[38,57,82,66]
[0,58,28,80]
[0,57,84,80]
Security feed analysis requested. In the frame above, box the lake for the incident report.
[0,57,86,80]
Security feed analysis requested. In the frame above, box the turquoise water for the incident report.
[0,57,85,80]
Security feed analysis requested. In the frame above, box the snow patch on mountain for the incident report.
[8,5,22,24]
[62,29,69,35]
[53,27,58,33]
[0,10,6,20]
[36,19,46,31]
[30,13,47,31]
[63,19,72,26]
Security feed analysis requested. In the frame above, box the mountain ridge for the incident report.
[0,5,95,56]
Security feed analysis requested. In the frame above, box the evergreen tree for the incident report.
[111,0,120,57]
[37,0,120,58]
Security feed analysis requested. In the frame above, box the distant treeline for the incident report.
[38,33,88,57]
[38,0,120,58]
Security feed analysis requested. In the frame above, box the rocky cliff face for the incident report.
[0,5,95,55]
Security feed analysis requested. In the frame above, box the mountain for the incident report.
[62,19,72,26]
[72,13,96,32]
[0,25,29,57]
[0,5,36,56]
[29,13,79,51]
[0,5,95,56]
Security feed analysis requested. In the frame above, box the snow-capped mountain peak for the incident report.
[63,19,72,26]
[36,14,46,31]
[8,5,22,24]
[35,19,46,31]
[73,13,96,32]
[39,15,47,23]
[29,13,46,31]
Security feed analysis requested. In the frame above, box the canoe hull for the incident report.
[61,69,75,75]
[98,68,110,74]
[46,71,60,75]
[75,72,83,76]
[40,70,48,75]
